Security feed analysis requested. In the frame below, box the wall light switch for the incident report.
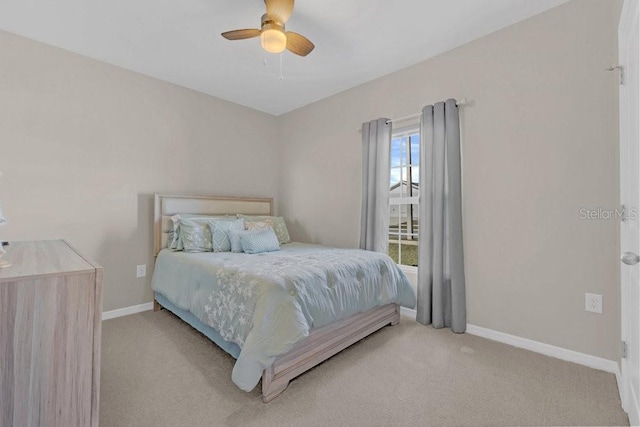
[136,264,146,278]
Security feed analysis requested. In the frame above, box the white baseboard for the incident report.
[616,369,627,416]
[465,323,619,374]
[399,307,619,375]
[102,302,154,321]
[400,306,417,319]
[628,378,640,427]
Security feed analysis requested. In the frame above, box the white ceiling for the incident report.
[0,0,569,116]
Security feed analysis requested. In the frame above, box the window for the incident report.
[389,128,419,267]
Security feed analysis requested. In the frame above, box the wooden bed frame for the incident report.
[153,193,400,402]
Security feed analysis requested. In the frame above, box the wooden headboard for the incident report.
[154,193,273,256]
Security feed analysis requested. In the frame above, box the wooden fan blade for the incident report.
[286,31,314,56]
[265,0,294,23]
[221,29,261,40]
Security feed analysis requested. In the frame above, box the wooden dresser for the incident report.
[0,240,103,427]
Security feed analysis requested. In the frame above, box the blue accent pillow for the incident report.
[208,218,244,252]
[229,229,245,253]
[240,228,280,254]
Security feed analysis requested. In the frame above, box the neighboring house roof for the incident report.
[390,181,419,192]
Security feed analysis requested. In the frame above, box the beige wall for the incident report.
[0,0,623,361]
[0,31,280,311]
[278,0,622,361]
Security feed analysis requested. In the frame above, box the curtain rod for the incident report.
[386,98,468,124]
[356,98,468,132]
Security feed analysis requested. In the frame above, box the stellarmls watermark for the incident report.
[579,206,638,220]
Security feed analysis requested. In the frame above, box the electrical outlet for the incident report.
[136,264,146,278]
[585,293,602,314]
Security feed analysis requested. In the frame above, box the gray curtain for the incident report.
[360,118,391,253]
[417,99,466,333]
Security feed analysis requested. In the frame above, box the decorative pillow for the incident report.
[240,228,280,254]
[229,229,245,253]
[168,214,228,251]
[179,218,213,252]
[168,214,184,251]
[208,218,244,252]
[238,215,291,244]
[244,218,274,231]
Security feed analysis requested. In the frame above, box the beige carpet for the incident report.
[100,310,628,426]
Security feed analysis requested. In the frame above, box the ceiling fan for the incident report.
[221,0,315,57]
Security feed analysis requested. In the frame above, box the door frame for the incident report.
[619,0,640,424]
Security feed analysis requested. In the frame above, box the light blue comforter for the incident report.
[151,243,416,391]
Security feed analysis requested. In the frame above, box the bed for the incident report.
[151,193,416,402]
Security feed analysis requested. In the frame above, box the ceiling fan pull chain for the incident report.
[279,53,285,80]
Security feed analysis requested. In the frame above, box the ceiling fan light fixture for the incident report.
[261,28,286,53]
[223,3,314,57]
